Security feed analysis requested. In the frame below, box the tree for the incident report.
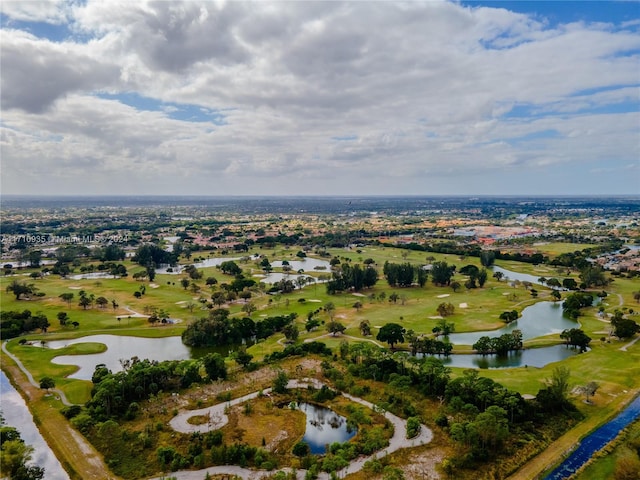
[353,301,363,312]
[57,312,69,327]
[433,317,455,338]
[58,292,74,305]
[5,280,35,300]
[582,381,599,404]
[360,319,372,336]
[437,302,455,317]
[95,296,108,309]
[326,320,346,336]
[324,302,336,321]
[612,317,640,340]
[39,377,55,391]
[477,268,488,287]
[551,290,562,301]
[241,302,257,317]
[79,296,92,310]
[0,438,45,480]
[431,261,455,286]
[272,370,289,394]
[480,251,495,267]
[234,348,254,369]
[377,323,406,349]
[180,278,190,290]
[283,324,299,343]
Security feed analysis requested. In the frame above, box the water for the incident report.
[253,272,317,285]
[0,371,69,480]
[297,402,356,454]
[545,395,640,479]
[449,300,580,345]
[271,259,331,272]
[419,344,583,369]
[68,272,117,280]
[492,265,552,287]
[48,335,193,380]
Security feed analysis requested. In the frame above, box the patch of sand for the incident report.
[68,286,82,290]
[459,303,468,308]
[437,294,450,298]
[429,316,443,320]
[307,299,322,302]
[352,292,366,297]
[175,300,188,305]
[149,283,159,288]
[502,292,511,295]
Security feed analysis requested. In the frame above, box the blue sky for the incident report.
[1,0,638,196]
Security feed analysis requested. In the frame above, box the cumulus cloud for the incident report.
[0,0,638,195]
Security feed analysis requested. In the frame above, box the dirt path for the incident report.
[1,344,119,480]
[161,378,433,480]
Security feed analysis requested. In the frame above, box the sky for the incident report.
[1,0,638,197]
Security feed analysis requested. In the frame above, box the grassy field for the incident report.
[1,248,639,479]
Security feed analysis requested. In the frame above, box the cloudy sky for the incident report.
[1,0,638,196]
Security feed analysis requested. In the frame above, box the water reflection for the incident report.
[0,371,69,480]
[419,344,584,369]
[449,301,580,345]
[297,402,356,454]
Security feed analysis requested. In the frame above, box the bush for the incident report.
[293,441,311,457]
[406,417,421,439]
[61,405,82,419]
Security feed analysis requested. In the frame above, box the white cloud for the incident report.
[1,0,638,195]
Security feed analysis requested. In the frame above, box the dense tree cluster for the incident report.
[560,328,592,352]
[382,262,427,288]
[85,355,227,421]
[132,244,176,268]
[472,330,523,355]
[0,310,49,338]
[326,263,378,294]
[562,292,594,319]
[181,309,297,347]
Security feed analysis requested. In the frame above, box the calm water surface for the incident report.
[0,371,69,479]
[297,402,356,454]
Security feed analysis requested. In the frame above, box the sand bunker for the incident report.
[437,294,450,298]
[459,303,468,308]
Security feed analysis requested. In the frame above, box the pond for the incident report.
[0,371,69,480]
[296,402,356,454]
[449,300,581,345]
[68,272,117,280]
[47,335,193,380]
[418,344,585,369]
[271,258,332,272]
[491,265,551,287]
[253,272,318,285]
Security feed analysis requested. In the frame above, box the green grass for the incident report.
[2,252,639,408]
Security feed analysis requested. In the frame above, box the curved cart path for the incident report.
[157,378,433,480]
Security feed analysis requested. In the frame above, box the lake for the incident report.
[449,300,580,345]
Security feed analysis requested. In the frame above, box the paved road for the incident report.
[158,378,433,480]
[2,340,74,406]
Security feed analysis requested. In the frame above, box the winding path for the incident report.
[157,378,433,480]
[2,340,74,406]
